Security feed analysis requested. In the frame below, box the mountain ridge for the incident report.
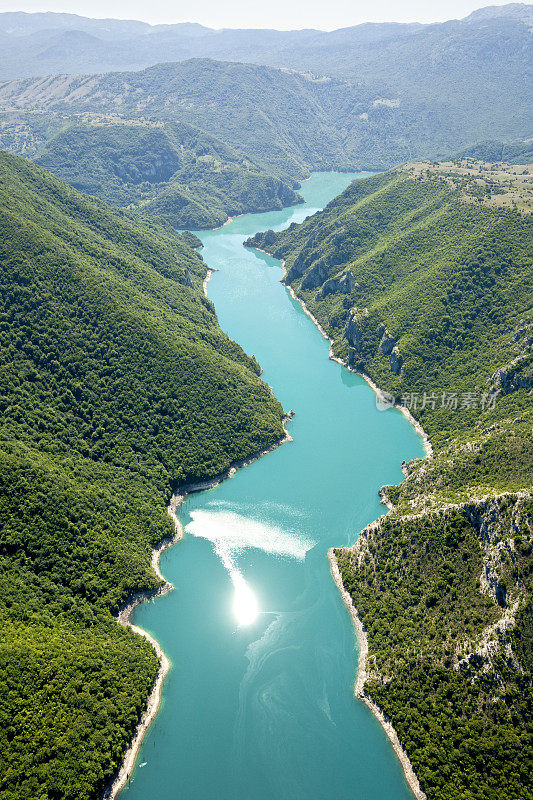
[247,160,533,798]
[0,150,287,800]
[0,53,530,183]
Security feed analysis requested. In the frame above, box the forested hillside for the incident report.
[0,3,530,157]
[248,161,533,798]
[455,139,533,164]
[0,61,378,178]
[0,151,286,800]
[0,46,530,181]
[0,116,300,228]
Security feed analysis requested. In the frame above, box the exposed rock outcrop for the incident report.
[179,267,193,288]
[491,354,533,393]
[343,309,366,350]
[283,229,329,283]
[377,323,396,356]
[461,494,527,608]
[347,492,530,675]
[285,248,314,283]
[375,323,404,373]
[300,259,328,290]
[491,319,533,394]
[390,345,403,374]
[317,269,358,299]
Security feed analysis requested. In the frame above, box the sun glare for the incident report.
[231,570,259,626]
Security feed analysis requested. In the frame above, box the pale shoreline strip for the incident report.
[103,514,180,799]
[251,244,431,799]
[287,265,430,799]
[202,268,215,294]
[251,248,432,457]
[103,420,293,800]
[328,549,427,800]
[108,227,431,799]
[105,255,290,796]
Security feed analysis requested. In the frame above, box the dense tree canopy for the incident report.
[31,120,301,229]
[253,164,533,798]
[0,151,286,800]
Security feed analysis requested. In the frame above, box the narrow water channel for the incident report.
[122,173,426,800]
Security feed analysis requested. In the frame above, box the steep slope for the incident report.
[30,119,301,228]
[0,151,286,800]
[455,138,533,164]
[262,4,532,125]
[0,6,530,162]
[248,161,533,798]
[0,61,367,180]
[248,161,533,448]
[0,47,530,178]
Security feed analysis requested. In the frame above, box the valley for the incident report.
[249,159,532,798]
[0,5,531,800]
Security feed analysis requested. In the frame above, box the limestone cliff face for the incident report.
[300,259,328,290]
[377,323,396,356]
[462,494,528,607]
[179,267,194,288]
[346,491,531,680]
[376,324,403,373]
[342,309,367,350]
[491,319,533,394]
[317,269,358,299]
[491,354,533,393]
[284,246,316,283]
[341,312,405,375]
[283,223,351,287]
[389,345,403,375]
[456,494,531,673]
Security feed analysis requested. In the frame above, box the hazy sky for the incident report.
[0,0,524,30]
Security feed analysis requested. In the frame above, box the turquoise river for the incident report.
[121,172,426,800]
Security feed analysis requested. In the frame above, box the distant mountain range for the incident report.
[0,3,531,95]
[0,5,530,226]
[0,44,530,176]
[0,4,531,77]
[0,5,530,171]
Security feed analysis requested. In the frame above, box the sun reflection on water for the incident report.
[185,508,315,628]
[231,570,259,626]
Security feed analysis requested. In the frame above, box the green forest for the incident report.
[33,120,301,228]
[336,496,532,799]
[3,54,527,185]
[456,139,533,164]
[0,7,531,796]
[251,164,533,798]
[0,116,301,229]
[0,3,530,167]
[0,151,286,800]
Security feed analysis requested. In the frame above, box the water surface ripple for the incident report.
[123,173,426,800]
